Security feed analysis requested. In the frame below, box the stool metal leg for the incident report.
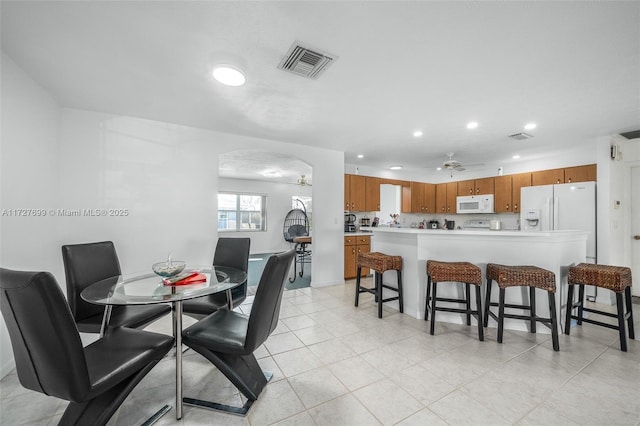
[577,285,585,325]
[565,284,575,334]
[483,279,493,327]
[465,283,471,326]
[355,266,362,307]
[397,270,404,313]
[475,285,484,341]
[377,272,383,319]
[625,287,635,340]
[497,288,506,344]
[548,291,559,351]
[616,292,628,352]
[430,282,438,335]
[530,286,537,333]
[425,275,432,321]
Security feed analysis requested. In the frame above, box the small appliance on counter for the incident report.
[462,219,490,230]
[372,217,379,227]
[344,213,356,232]
[428,220,440,229]
[360,216,371,227]
[442,219,455,230]
[489,219,502,231]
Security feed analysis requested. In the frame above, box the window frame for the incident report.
[217,192,267,233]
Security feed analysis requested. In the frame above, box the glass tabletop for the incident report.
[81,265,247,306]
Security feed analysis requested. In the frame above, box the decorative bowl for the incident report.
[152,261,186,278]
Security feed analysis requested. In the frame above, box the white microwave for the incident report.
[456,194,494,214]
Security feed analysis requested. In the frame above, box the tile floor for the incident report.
[1,280,639,426]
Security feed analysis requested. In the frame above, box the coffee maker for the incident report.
[344,213,356,232]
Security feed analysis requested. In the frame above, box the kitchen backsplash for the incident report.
[350,211,520,231]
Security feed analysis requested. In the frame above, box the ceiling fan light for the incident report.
[212,65,246,86]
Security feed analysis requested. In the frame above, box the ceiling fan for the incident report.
[440,153,484,177]
[289,175,312,186]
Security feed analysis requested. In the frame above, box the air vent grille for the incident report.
[278,43,335,79]
[508,132,534,140]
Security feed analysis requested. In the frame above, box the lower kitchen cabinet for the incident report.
[344,235,371,279]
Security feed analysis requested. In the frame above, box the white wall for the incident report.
[219,177,312,254]
[0,54,62,377]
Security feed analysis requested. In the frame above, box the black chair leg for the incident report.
[60,360,160,426]
[430,282,438,335]
[355,266,362,307]
[577,285,585,325]
[483,279,493,327]
[397,270,404,313]
[548,291,559,351]
[616,292,628,352]
[497,288,506,344]
[475,285,484,341]
[425,276,432,321]
[465,283,471,326]
[565,284,575,334]
[625,287,635,340]
[530,286,537,333]
[377,272,383,319]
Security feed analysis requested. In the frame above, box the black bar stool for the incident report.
[484,263,559,351]
[355,252,403,318]
[425,260,484,341]
[565,263,634,352]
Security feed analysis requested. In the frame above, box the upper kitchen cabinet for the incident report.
[564,164,596,183]
[436,182,458,214]
[365,177,381,211]
[493,175,512,213]
[405,182,436,213]
[511,172,532,213]
[344,174,366,211]
[531,168,565,185]
[457,177,494,196]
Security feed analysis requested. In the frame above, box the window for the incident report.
[218,193,266,232]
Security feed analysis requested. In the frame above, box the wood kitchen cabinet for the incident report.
[564,164,596,183]
[457,177,495,196]
[531,168,565,186]
[494,175,512,213]
[365,177,381,211]
[344,235,371,279]
[436,182,458,214]
[344,174,366,211]
[405,181,436,213]
[511,172,531,213]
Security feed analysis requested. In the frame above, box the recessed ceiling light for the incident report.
[389,165,402,170]
[212,65,246,86]
[413,130,423,137]
[524,123,537,130]
[466,121,479,129]
[512,155,521,159]
[357,154,364,159]
[436,167,442,171]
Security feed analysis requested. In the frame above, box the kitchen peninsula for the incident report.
[360,227,589,333]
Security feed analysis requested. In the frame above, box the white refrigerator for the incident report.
[520,181,597,298]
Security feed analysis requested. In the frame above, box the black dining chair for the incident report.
[182,237,250,318]
[62,241,171,334]
[182,249,295,415]
[0,268,175,426]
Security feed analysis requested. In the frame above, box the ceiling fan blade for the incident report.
[455,167,466,172]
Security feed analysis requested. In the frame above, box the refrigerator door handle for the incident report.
[553,197,559,230]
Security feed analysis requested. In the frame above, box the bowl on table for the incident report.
[152,261,186,278]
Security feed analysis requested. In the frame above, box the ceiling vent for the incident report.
[508,132,534,141]
[278,42,336,79]
[619,129,640,140]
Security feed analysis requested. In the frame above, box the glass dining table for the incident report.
[81,265,247,421]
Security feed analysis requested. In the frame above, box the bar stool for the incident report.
[355,252,403,318]
[565,263,635,352]
[425,261,484,341]
[484,263,559,351]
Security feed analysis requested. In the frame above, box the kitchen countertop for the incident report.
[359,226,588,238]
[344,231,374,237]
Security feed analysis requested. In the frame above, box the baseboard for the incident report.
[310,280,344,288]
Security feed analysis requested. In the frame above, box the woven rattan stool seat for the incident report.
[566,263,634,351]
[357,252,402,274]
[355,252,403,318]
[568,263,631,293]
[427,261,482,286]
[486,263,556,293]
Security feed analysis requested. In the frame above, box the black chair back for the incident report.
[0,268,90,401]
[214,237,251,272]
[62,241,121,323]
[245,250,295,352]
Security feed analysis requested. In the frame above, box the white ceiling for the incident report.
[1,1,638,181]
